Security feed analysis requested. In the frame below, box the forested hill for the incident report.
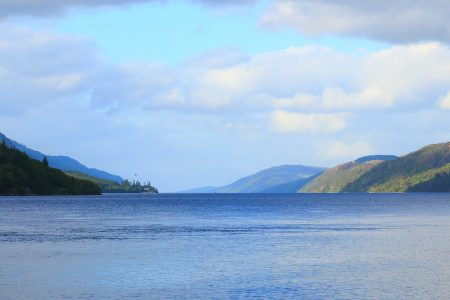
[301,155,398,193]
[342,142,450,192]
[0,141,101,195]
[0,131,123,183]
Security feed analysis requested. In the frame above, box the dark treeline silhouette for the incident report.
[0,141,101,195]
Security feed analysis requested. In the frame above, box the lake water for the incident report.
[1,193,450,299]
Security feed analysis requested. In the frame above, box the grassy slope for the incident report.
[342,142,450,192]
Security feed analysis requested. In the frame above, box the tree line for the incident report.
[0,140,101,195]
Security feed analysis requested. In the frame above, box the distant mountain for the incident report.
[342,142,450,192]
[184,165,326,193]
[261,172,323,193]
[216,165,326,193]
[182,143,450,194]
[0,132,123,183]
[302,155,398,193]
[0,142,100,195]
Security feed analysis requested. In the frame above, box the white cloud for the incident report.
[178,43,450,114]
[439,91,450,110]
[0,26,98,115]
[270,110,347,134]
[262,0,450,44]
[2,24,450,121]
[272,87,391,111]
[318,140,374,161]
[2,24,450,123]
[179,46,355,111]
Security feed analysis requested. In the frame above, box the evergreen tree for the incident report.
[42,157,49,167]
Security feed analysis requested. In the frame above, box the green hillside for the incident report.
[301,159,385,193]
[342,142,450,192]
[0,141,101,195]
[407,169,450,192]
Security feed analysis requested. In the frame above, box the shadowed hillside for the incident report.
[0,132,123,183]
[0,141,101,195]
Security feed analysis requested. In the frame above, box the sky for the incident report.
[0,0,449,192]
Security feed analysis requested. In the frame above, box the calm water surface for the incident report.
[1,193,450,299]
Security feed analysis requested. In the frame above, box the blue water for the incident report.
[1,193,450,299]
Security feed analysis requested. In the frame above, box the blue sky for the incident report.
[52,1,386,64]
[0,0,449,191]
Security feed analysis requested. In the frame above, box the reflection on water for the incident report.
[0,193,450,299]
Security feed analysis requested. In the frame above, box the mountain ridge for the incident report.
[261,172,323,193]
[0,141,100,195]
[183,165,326,193]
[0,132,123,183]
[342,142,450,192]
[301,155,398,193]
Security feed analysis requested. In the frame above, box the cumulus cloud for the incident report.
[262,0,450,44]
[180,43,450,115]
[3,24,450,125]
[270,110,347,134]
[0,25,178,115]
[177,46,355,111]
[0,0,257,18]
[3,24,450,120]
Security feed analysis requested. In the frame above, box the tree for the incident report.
[42,157,49,167]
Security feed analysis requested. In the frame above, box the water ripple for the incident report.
[0,223,396,243]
